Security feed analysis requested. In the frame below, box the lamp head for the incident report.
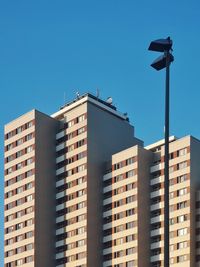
[148,37,173,52]
[151,53,174,71]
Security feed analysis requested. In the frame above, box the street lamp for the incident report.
[148,37,174,267]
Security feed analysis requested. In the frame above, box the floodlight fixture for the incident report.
[148,37,173,52]
[151,53,174,71]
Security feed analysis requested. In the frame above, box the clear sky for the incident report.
[1,0,200,264]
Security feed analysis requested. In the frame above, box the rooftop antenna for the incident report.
[76,91,80,99]
[64,92,66,106]
[96,88,100,99]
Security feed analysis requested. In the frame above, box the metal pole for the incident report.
[164,50,170,267]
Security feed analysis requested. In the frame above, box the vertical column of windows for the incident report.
[55,113,87,266]
[103,157,137,267]
[4,120,35,267]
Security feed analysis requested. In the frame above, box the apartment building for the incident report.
[102,145,153,267]
[4,94,142,267]
[4,110,58,267]
[147,136,200,267]
[4,93,200,267]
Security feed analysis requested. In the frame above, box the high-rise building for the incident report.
[4,93,200,267]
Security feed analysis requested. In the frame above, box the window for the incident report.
[25,256,33,263]
[16,150,23,158]
[126,195,135,203]
[126,170,135,178]
[177,241,187,249]
[7,238,14,245]
[126,247,135,255]
[115,174,123,182]
[77,152,85,160]
[7,214,14,221]
[115,237,124,245]
[114,162,123,170]
[77,239,85,247]
[16,163,23,170]
[177,228,187,236]
[7,155,14,162]
[7,226,14,233]
[115,186,125,195]
[77,127,85,135]
[114,250,124,258]
[16,247,23,254]
[77,227,85,234]
[115,199,123,207]
[178,148,187,157]
[78,115,85,122]
[68,144,74,152]
[177,174,187,183]
[26,182,33,190]
[77,214,85,222]
[16,138,23,146]
[26,170,33,177]
[126,234,134,242]
[7,132,13,139]
[77,177,85,184]
[16,223,23,230]
[7,250,14,257]
[7,203,13,210]
[127,183,134,190]
[7,167,13,174]
[77,190,85,197]
[177,161,187,170]
[27,121,33,128]
[16,187,23,194]
[7,143,13,151]
[127,221,134,229]
[115,224,124,233]
[177,215,187,223]
[16,127,23,134]
[26,231,33,238]
[26,133,33,141]
[16,259,23,266]
[16,235,23,242]
[16,211,23,218]
[26,146,33,153]
[26,158,33,165]
[126,209,134,216]
[177,188,187,196]
[26,195,33,202]
[68,120,74,127]
[25,243,33,251]
[126,157,134,165]
[127,261,135,267]
[177,201,187,209]
[77,202,85,209]
[177,255,187,262]
[26,207,33,214]
[16,174,23,182]
[16,199,23,206]
[26,219,33,226]
[77,139,85,147]
[77,164,85,172]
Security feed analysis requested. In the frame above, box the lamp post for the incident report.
[148,37,174,267]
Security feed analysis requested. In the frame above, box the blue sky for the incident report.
[1,0,200,264]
